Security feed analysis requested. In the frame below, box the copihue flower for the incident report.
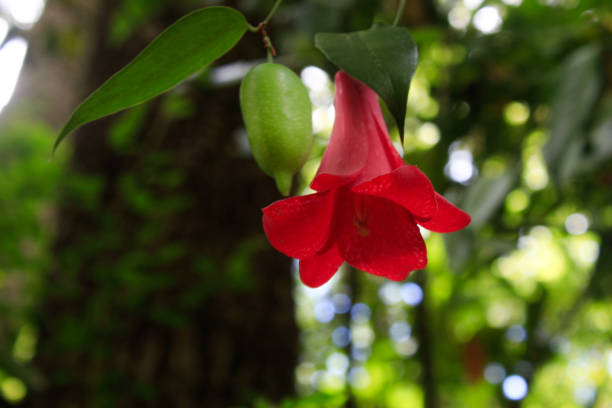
[262,71,470,287]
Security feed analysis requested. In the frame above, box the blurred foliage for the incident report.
[0,0,611,406]
[0,110,65,403]
[291,0,612,407]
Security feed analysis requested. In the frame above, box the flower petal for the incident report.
[418,193,471,233]
[361,89,405,177]
[262,190,336,259]
[352,165,437,220]
[337,193,427,281]
[311,72,406,191]
[299,246,344,288]
[310,72,369,191]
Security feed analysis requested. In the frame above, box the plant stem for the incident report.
[261,24,277,58]
[393,0,406,26]
[247,0,284,31]
[247,0,282,57]
[263,0,283,25]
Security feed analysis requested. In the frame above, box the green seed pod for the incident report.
[240,63,313,196]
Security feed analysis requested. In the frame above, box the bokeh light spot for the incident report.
[0,37,28,113]
[351,346,370,362]
[395,337,418,357]
[464,0,485,10]
[448,4,471,30]
[12,324,37,363]
[0,377,26,403]
[314,299,335,323]
[484,362,506,384]
[506,325,527,343]
[401,282,423,306]
[326,352,349,376]
[504,101,530,126]
[574,386,596,406]
[348,366,370,389]
[352,325,374,348]
[506,189,530,213]
[565,213,589,235]
[332,293,351,314]
[332,326,351,348]
[0,0,45,28]
[416,122,441,148]
[566,236,600,267]
[301,65,330,93]
[296,362,315,386]
[389,321,412,342]
[487,303,513,328]
[379,282,402,305]
[351,303,371,324]
[473,6,503,34]
[503,374,528,400]
[0,17,9,44]
[445,147,475,184]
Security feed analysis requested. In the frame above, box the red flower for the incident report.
[262,71,470,287]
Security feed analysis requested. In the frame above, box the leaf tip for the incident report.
[52,125,71,155]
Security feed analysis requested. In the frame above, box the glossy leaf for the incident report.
[54,6,248,151]
[315,24,418,138]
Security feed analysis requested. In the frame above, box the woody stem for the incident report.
[259,24,277,58]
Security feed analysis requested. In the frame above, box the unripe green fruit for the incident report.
[240,63,313,196]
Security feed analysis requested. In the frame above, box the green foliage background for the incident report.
[0,0,611,406]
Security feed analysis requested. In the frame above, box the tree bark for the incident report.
[26,1,298,407]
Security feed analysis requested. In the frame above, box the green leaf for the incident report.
[543,45,601,181]
[315,24,418,138]
[54,6,248,151]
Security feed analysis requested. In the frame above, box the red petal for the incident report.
[352,165,437,220]
[336,193,427,281]
[299,246,344,288]
[310,72,369,191]
[360,88,405,178]
[262,190,336,259]
[418,193,471,233]
[311,72,405,191]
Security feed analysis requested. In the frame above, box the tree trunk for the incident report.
[27,1,298,407]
